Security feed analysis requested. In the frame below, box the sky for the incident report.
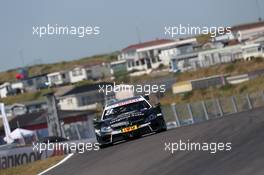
[0,0,263,71]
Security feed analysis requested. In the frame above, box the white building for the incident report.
[0,83,12,98]
[69,67,88,84]
[68,63,112,84]
[118,38,197,74]
[11,81,25,94]
[86,63,112,80]
[170,42,264,72]
[170,51,200,72]
[57,82,114,111]
[47,71,70,87]
[242,43,264,60]
[159,48,180,66]
[213,32,235,42]
[198,44,243,68]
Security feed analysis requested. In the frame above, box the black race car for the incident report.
[93,96,167,147]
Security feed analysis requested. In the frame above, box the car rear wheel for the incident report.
[156,119,167,133]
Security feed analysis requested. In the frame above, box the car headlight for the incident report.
[145,114,157,122]
[100,126,112,133]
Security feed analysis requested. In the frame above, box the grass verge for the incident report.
[0,88,53,105]
[160,76,264,105]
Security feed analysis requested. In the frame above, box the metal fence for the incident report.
[162,91,264,128]
[57,91,264,137]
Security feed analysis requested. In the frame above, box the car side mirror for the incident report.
[154,103,162,113]
[93,118,100,123]
[93,118,101,124]
[144,95,150,100]
[93,118,101,129]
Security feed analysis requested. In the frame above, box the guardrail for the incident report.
[162,91,264,128]
[226,74,249,85]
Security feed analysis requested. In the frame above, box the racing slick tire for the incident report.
[156,118,167,133]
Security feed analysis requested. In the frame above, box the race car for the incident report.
[93,95,167,147]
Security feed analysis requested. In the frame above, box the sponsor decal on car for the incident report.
[121,125,138,133]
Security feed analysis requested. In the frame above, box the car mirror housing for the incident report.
[93,118,99,123]
[93,118,102,128]
[144,95,150,101]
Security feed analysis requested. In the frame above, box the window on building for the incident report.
[80,96,90,106]
[152,57,156,63]
[127,51,135,57]
[140,59,145,65]
[61,73,66,79]
[72,69,83,77]
[67,99,73,105]
[51,75,60,82]
[136,60,140,66]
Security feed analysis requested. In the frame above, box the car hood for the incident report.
[106,110,146,127]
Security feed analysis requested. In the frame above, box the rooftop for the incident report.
[232,21,264,32]
[122,39,174,52]
[59,82,113,97]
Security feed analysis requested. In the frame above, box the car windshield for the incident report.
[103,101,150,120]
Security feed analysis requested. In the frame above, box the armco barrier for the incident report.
[226,74,249,85]
[0,146,56,170]
[0,138,96,170]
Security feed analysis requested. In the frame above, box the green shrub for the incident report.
[225,64,235,73]
[253,57,263,63]
[220,84,233,91]
[182,91,193,101]
[239,85,248,93]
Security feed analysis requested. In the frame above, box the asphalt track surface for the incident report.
[48,107,264,175]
